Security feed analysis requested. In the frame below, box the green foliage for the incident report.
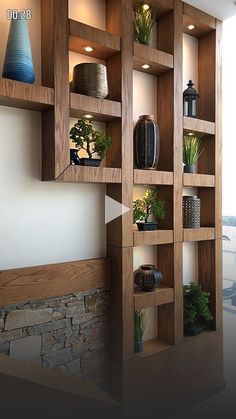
[133,188,165,224]
[184,282,213,328]
[133,7,154,46]
[134,310,147,342]
[70,119,112,160]
[183,135,202,165]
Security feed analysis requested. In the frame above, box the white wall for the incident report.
[0,0,106,270]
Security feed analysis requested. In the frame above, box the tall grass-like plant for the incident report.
[134,310,147,342]
[183,135,202,166]
[133,8,154,46]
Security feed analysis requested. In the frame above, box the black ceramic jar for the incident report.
[134,264,163,292]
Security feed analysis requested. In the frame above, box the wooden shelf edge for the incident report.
[183,116,215,136]
[183,228,215,242]
[56,165,122,184]
[133,230,174,247]
[183,173,215,188]
[0,78,54,111]
[133,42,173,75]
[134,169,173,185]
[70,93,121,121]
[134,286,174,310]
[133,338,172,360]
[69,19,121,59]
[183,3,216,39]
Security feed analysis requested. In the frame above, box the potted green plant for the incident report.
[134,310,147,353]
[133,6,154,46]
[70,119,112,167]
[183,134,202,173]
[184,282,213,336]
[133,188,165,231]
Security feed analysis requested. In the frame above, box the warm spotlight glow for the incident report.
[142,3,150,11]
[83,46,94,52]
[141,64,150,69]
[83,114,93,119]
[188,132,194,136]
[187,24,195,31]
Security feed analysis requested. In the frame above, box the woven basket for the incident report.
[183,196,200,228]
[72,63,108,99]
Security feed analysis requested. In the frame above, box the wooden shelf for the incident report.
[69,19,121,60]
[133,42,173,76]
[133,0,174,18]
[183,228,215,242]
[134,286,174,310]
[56,166,121,184]
[70,93,121,121]
[183,116,215,136]
[183,173,215,188]
[0,78,54,111]
[183,3,216,39]
[133,230,173,247]
[134,170,173,185]
[134,338,172,359]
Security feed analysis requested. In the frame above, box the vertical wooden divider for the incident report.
[41,0,70,180]
[106,0,134,372]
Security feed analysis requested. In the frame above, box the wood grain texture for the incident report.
[134,286,174,310]
[133,0,174,18]
[183,228,215,242]
[183,3,216,39]
[157,10,174,55]
[56,166,121,184]
[0,259,110,307]
[133,230,174,247]
[133,42,173,76]
[41,0,70,180]
[134,170,173,185]
[157,71,173,172]
[69,19,121,60]
[215,21,222,239]
[133,337,172,359]
[199,31,216,122]
[70,93,121,121]
[183,173,215,188]
[183,116,215,136]
[198,187,215,227]
[0,78,54,110]
[198,135,215,175]
[173,0,183,243]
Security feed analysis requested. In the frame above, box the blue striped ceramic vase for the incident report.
[2,19,35,84]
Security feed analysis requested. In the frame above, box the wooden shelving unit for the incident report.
[134,286,174,310]
[133,230,173,247]
[0,0,222,401]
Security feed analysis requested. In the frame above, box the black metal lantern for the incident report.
[183,80,199,118]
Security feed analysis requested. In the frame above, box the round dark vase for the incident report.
[134,115,160,170]
[134,341,144,353]
[72,63,108,99]
[184,164,196,173]
[134,264,163,292]
[70,149,80,165]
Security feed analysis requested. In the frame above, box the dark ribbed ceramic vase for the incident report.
[134,115,160,170]
[134,264,163,292]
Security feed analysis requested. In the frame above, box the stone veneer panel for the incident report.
[0,289,109,386]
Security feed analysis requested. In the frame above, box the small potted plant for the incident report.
[183,134,202,173]
[184,282,213,336]
[134,309,147,353]
[70,119,112,167]
[133,188,165,231]
[133,6,155,46]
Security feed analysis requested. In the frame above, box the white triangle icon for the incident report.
[105,195,131,224]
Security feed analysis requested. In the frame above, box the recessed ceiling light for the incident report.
[187,24,195,31]
[141,64,150,69]
[142,3,150,11]
[83,46,94,52]
[83,114,93,119]
[188,132,194,136]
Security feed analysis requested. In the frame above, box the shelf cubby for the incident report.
[134,337,172,358]
[183,173,215,188]
[183,227,215,242]
[56,165,121,184]
[134,286,174,310]
[133,42,173,76]
[70,93,121,121]
[0,77,54,111]
[69,19,121,60]
[183,2,216,39]
[133,230,174,247]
